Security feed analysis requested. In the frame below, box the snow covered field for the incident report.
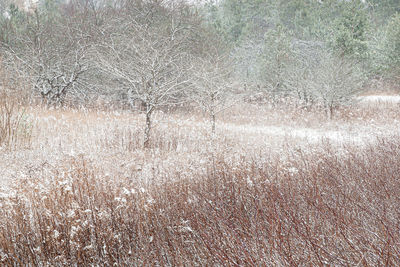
[1,99,398,189]
[1,98,400,265]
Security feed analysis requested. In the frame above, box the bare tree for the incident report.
[34,50,87,105]
[96,20,192,147]
[1,5,91,106]
[191,49,239,134]
[284,40,326,108]
[287,50,365,118]
[311,55,365,118]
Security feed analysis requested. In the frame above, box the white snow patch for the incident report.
[219,123,378,145]
[357,95,400,104]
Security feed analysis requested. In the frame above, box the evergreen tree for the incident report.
[384,13,400,76]
[330,1,369,59]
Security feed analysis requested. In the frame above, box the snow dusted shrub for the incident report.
[1,138,400,265]
[0,93,32,150]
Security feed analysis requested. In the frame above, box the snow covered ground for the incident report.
[0,100,399,189]
[357,95,400,104]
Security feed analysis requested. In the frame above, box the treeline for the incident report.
[209,0,400,107]
[216,1,399,70]
[0,0,399,118]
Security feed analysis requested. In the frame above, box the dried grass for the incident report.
[0,94,32,150]
[0,92,399,265]
[1,137,400,265]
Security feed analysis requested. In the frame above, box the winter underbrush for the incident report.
[1,136,400,265]
[0,94,32,150]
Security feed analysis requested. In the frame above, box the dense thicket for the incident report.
[2,134,400,265]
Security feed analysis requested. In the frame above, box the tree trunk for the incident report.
[326,103,334,119]
[144,106,153,148]
[211,113,216,134]
[329,104,334,119]
[211,94,216,134]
